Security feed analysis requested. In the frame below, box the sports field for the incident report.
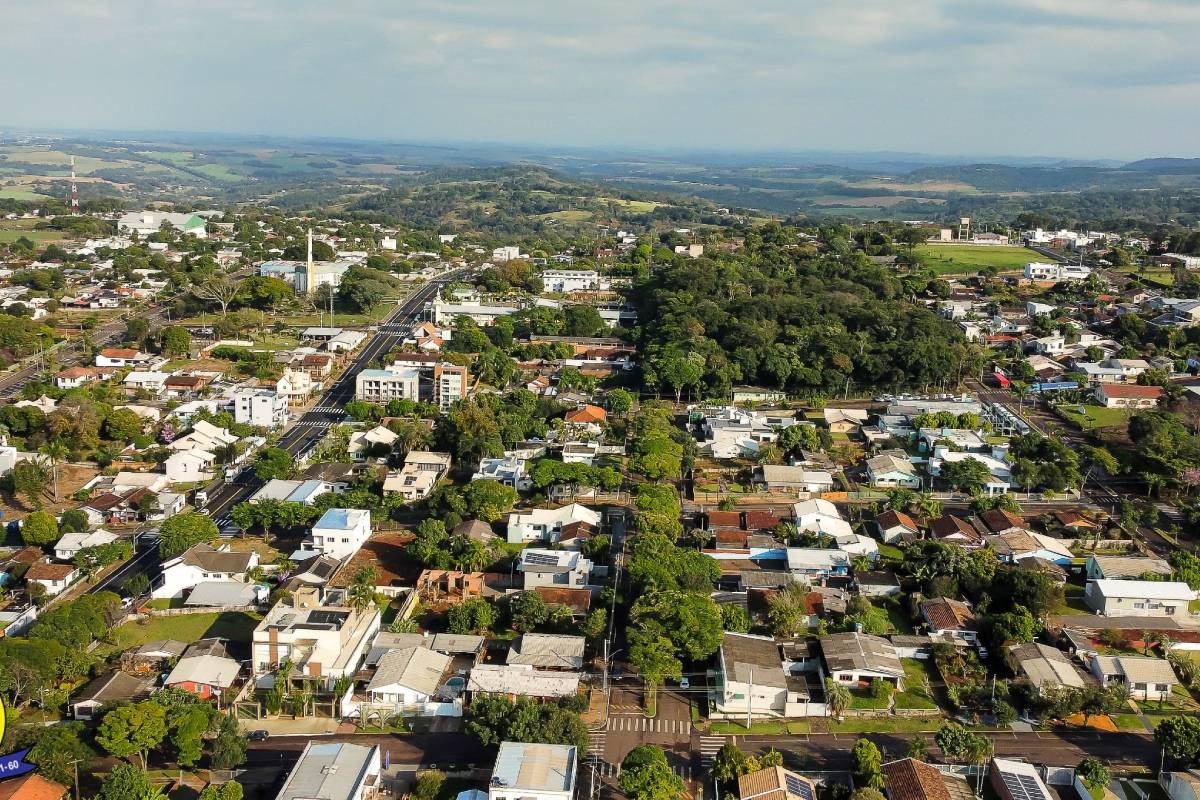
[916,244,1037,274]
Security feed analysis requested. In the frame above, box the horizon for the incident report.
[5,0,1200,161]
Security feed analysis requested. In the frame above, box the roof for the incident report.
[978,508,1027,533]
[930,514,983,543]
[73,670,155,706]
[759,465,833,486]
[185,581,259,607]
[1007,642,1085,689]
[277,742,379,800]
[180,543,254,574]
[26,562,76,581]
[565,405,607,424]
[1092,655,1178,685]
[507,633,586,669]
[988,531,1072,560]
[1098,384,1165,399]
[1090,555,1173,579]
[721,633,788,689]
[165,654,241,688]
[467,664,580,697]
[707,510,743,528]
[856,570,900,588]
[454,519,497,541]
[882,759,954,800]
[1091,579,1196,601]
[738,766,817,800]
[877,509,918,531]
[314,507,371,531]
[368,646,452,695]
[492,742,577,794]
[0,774,69,800]
[867,453,915,476]
[134,639,188,658]
[920,598,976,631]
[819,632,904,677]
[989,758,1054,800]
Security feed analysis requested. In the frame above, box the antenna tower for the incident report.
[69,155,80,214]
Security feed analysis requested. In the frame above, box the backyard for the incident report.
[1055,403,1134,430]
[102,611,262,656]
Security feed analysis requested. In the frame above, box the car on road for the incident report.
[678,677,690,689]
[248,730,270,741]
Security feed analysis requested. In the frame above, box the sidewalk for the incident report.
[237,717,340,736]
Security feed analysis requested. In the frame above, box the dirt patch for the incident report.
[0,462,100,523]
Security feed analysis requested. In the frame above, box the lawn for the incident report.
[878,543,906,563]
[849,689,891,710]
[823,716,942,734]
[0,229,65,243]
[604,198,661,213]
[709,720,789,735]
[1111,713,1148,731]
[915,244,1037,275]
[1054,583,1092,615]
[1055,404,1134,430]
[193,162,247,182]
[895,659,940,710]
[102,611,261,655]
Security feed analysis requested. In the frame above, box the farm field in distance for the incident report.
[915,243,1039,274]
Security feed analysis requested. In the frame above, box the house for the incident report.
[164,449,217,484]
[976,508,1028,536]
[1089,655,1178,700]
[455,519,499,543]
[929,448,1012,495]
[308,508,373,561]
[55,366,103,390]
[488,742,576,800]
[786,549,850,582]
[185,580,266,607]
[234,388,289,429]
[96,347,151,368]
[507,633,586,670]
[365,646,453,707]
[71,670,156,720]
[560,441,601,466]
[382,451,451,501]
[53,528,118,561]
[989,759,1055,800]
[474,456,533,491]
[712,632,813,719]
[123,370,170,395]
[698,407,786,459]
[276,368,318,406]
[731,387,787,405]
[355,367,420,403]
[1094,384,1164,409]
[276,742,381,800]
[118,210,208,238]
[250,479,341,505]
[987,531,1073,565]
[919,598,978,644]
[1086,554,1173,581]
[467,664,580,700]
[824,408,869,433]
[518,549,593,590]
[565,404,607,425]
[164,653,241,699]
[1006,642,1086,691]
[1086,579,1197,618]
[875,510,919,544]
[883,758,975,800]
[252,588,381,683]
[756,465,835,494]
[119,640,187,675]
[153,543,259,599]
[929,514,985,548]
[738,767,818,800]
[866,452,921,489]
[792,498,854,540]
[507,503,601,544]
[0,774,70,800]
[820,632,905,687]
[25,561,78,596]
[348,425,399,459]
[854,571,901,598]
[534,586,592,617]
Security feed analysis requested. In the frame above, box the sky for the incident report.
[4,0,1200,160]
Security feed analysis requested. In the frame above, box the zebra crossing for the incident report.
[293,418,335,429]
[606,715,691,735]
[310,406,348,415]
[699,736,726,767]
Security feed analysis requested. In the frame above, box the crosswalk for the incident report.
[293,419,334,429]
[699,736,726,767]
[606,715,691,735]
[310,406,348,415]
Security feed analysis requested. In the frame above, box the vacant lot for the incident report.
[1055,404,1134,430]
[103,611,262,655]
[916,244,1036,274]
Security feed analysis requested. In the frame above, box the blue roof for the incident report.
[315,508,367,530]
[289,479,328,503]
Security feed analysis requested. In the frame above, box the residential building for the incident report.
[383,451,452,501]
[756,465,835,494]
[118,211,208,238]
[348,425,399,460]
[1160,772,1200,800]
[492,246,523,262]
[929,447,1012,495]
[276,368,317,407]
[365,646,453,707]
[792,498,854,539]
[0,774,70,800]
[1086,579,1197,618]
[919,598,978,644]
[71,670,155,720]
[824,408,869,433]
[234,388,289,429]
[488,742,576,800]
[1024,262,1092,282]
[541,270,603,293]
[819,632,905,688]
[712,633,813,719]
[25,561,79,596]
[1006,642,1085,692]
[1086,554,1173,581]
[431,299,518,326]
[883,758,975,800]
[731,387,787,404]
[875,510,919,544]
[989,759,1055,800]
[276,742,381,800]
[507,504,601,544]
[1094,383,1164,409]
[164,654,241,699]
[53,529,118,561]
[355,367,420,403]
[698,407,789,459]
[252,588,381,683]
[518,548,593,589]
[507,633,586,670]
[164,449,217,484]
[467,664,580,700]
[152,543,260,599]
[738,766,819,800]
[250,479,341,505]
[433,362,469,411]
[123,370,170,395]
[786,548,850,582]
[854,570,902,598]
[865,452,921,489]
[1089,655,1178,700]
[308,508,373,561]
[473,456,533,491]
[987,531,1073,565]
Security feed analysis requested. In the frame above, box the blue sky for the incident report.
[5,0,1199,159]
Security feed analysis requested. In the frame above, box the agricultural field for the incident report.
[915,243,1038,274]
[0,186,52,201]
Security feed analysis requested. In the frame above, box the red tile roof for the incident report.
[883,759,952,800]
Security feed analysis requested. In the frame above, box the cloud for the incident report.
[2,0,1198,158]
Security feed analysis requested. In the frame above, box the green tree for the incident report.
[99,764,155,800]
[460,479,518,521]
[160,326,192,357]
[508,591,550,632]
[606,388,634,417]
[413,771,446,800]
[20,721,94,786]
[721,604,752,633]
[1076,758,1110,796]
[96,701,168,768]
[20,510,59,546]
[630,590,724,660]
[711,742,751,785]
[826,678,852,718]
[1157,715,1200,765]
[210,713,248,769]
[10,459,48,509]
[103,408,146,442]
[448,597,497,634]
[158,511,219,559]
[619,746,686,800]
[629,634,682,713]
[851,738,883,789]
[941,457,993,492]
[168,703,215,767]
[254,447,294,480]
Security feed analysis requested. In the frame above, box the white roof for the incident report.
[1091,579,1196,601]
[467,664,579,697]
[786,548,849,570]
[793,498,840,519]
[54,529,118,553]
[166,654,240,688]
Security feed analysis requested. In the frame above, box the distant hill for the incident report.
[1121,158,1200,174]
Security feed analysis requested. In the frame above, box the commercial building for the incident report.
[276,742,381,800]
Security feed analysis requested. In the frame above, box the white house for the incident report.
[507,503,601,544]
[1088,655,1178,701]
[53,529,118,561]
[308,508,373,560]
[348,425,399,460]
[819,632,905,688]
[928,447,1012,495]
[792,498,854,539]
[383,451,452,501]
[473,456,533,491]
[152,543,260,600]
[1086,579,1197,619]
[355,367,420,403]
[712,633,813,719]
[364,646,453,708]
[865,452,921,489]
[540,270,603,293]
[234,388,289,429]
[252,588,381,683]
[96,347,152,368]
[276,742,381,800]
[118,211,208,238]
[785,548,850,582]
[1024,262,1092,282]
[165,449,217,484]
[26,561,79,597]
[488,742,576,800]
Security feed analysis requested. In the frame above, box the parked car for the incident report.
[248,730,270,741]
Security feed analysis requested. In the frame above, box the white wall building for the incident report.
[308,508,373,561]
[234,389,289,429]
[489,742,577,800]
[507,503,601,544]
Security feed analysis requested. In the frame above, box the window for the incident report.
[1134,602,1145,609]
[1156,684,1169,692]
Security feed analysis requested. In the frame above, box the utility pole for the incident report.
[746,668,754,730]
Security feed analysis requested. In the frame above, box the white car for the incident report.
[678,677,690,689]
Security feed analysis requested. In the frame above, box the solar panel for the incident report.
[524,552,561,566]
[785,775,814,800]
[1001,772,1048,800]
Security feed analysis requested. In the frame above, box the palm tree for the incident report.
[913,492,943,526]
[825,677,852,719]
[39,439,70,503]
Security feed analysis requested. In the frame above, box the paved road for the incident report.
[245,731,490,767]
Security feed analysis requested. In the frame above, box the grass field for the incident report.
[606,198,661,213]
[0,229,64,243]
[0,187,52,201]
[1055,403,1135,430]
[537,209,592,222]
[916,244,1036,275]
[193,162,247,182]
[103,611,261,655]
